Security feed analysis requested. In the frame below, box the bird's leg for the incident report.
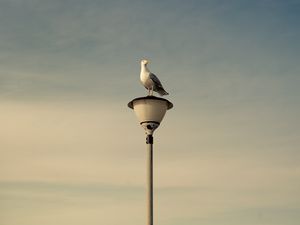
[150,86,153,96]
[148,88,151,96]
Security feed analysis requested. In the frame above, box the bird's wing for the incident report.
[149,73,163,88]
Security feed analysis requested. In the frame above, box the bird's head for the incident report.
[141,59,149,66]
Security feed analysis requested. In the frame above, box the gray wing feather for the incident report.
[149,73,169,95]
[149,73,163,88]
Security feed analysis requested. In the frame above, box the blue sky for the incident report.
[0,1,300,225]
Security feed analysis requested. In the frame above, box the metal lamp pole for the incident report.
[128,96,173,225]
[146,134,154,225]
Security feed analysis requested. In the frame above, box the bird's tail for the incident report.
[157,89,169,96]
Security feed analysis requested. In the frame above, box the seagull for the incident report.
[140,59,169,96]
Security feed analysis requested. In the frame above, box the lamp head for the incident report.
[128,96,173,135]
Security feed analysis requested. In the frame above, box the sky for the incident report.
[0,0,300,224]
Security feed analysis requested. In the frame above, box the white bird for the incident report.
[140,59,169,96]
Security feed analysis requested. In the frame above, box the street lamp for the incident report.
[128,95,173,225]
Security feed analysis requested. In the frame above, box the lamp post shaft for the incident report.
[128,96,173,225]
[146,134,154,225]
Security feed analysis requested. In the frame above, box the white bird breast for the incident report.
[145,79,154,89]
[141,76,154,89]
